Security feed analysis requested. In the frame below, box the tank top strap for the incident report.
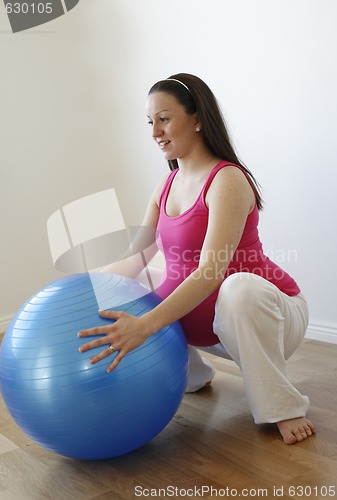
[201,160,236,199]
[159,170,179,209]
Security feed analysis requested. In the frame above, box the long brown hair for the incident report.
[148,73,263,210]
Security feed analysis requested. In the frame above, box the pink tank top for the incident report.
[156,160,300,346]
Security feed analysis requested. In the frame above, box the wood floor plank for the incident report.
[0,338,336,499]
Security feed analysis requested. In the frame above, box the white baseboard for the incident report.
[305,321,337,345]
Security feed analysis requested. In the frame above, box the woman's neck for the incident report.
[177,148,220,176]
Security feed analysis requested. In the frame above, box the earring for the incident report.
[196,127,201,132]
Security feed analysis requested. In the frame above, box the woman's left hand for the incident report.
[78,310,150,373]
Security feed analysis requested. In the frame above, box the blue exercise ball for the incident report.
[0,273,188,460]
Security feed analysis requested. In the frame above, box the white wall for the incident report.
[1,0,337,343]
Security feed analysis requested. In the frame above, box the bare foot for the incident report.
[277,417,316,444]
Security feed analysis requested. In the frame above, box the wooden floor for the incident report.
[1,338,337,500]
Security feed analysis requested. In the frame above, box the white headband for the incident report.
[166,78,190,92]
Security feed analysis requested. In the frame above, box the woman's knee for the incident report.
[216,273,268,315]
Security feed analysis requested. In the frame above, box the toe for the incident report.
[276,417,316,445]
[284,433,298,445]
[295,430,306,442]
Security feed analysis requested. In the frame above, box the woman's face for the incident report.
[146,91,200,161]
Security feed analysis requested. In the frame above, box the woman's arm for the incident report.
[79,167,254,371]
[139,166,255,332]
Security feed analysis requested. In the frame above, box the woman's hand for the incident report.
[78,310,151,373]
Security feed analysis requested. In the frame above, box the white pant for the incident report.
[140,268,310,424]
[187,273,310,424]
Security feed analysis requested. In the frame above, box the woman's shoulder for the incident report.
[208,163,253,189]
[206,163,256,212]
